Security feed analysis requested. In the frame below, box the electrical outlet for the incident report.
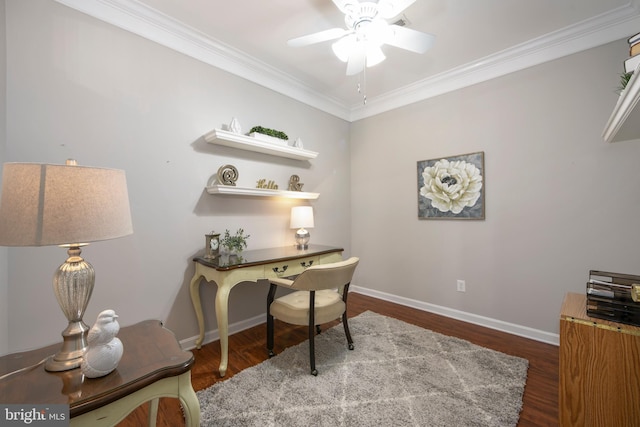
[457,280,466,292]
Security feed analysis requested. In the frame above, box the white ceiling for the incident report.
[55,0,640,121]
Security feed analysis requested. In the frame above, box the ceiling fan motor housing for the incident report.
[344,2,379,30]
[345,2,392,45]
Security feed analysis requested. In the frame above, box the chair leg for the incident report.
[342,311,354,350]
[342,283,354,350]
[267,283,277,357]
[316,325,321,335]
[309,291,317,376]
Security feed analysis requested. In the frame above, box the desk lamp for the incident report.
[290,206,314,249]
[0,160,133,372]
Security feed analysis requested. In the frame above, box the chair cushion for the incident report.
[270,290,345,326]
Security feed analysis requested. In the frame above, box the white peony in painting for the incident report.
[417,152,484,219]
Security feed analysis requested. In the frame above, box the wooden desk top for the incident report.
[0,320,193,417]
[561,292,640,335]
[194,244,344,271]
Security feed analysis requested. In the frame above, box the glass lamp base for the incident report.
[45,245,94,372]
[44,320,90,372]
[295,229,310,250]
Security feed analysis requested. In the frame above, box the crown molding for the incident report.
[54,0,640,122]
[53,0,352,120]
[350,1,640,120]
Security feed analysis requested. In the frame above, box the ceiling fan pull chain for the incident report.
[361,67,367,105]
[358,82,367,105]
[355,66,367,105]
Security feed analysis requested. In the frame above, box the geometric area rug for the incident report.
[197,311,529,426]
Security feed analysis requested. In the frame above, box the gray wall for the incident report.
[2,0,639,354]
[0,0,7,355]
[3,0,350,352]
[350,39,640,337]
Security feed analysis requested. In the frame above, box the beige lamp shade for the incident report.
[0,162,133,246]
[290,206,314,250]
[290,206,314,229]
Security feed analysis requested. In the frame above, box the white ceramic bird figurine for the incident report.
[81,309,124,378]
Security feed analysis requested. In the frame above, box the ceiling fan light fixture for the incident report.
[290,0,433,76]
[365,44,386,68]
[332,35,356,62]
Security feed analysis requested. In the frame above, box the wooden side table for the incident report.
[559,292,640,426]
[0,320,200,426]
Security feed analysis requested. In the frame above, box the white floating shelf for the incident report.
[204,128,318,160]
[603,63,640,143]
[206,185,319,200]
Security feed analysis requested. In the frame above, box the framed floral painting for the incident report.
[417,152,485,220]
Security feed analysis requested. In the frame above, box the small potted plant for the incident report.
[617,72,633,95]
[248,126,289,145]
[221,228,250,255]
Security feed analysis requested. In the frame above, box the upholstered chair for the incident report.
[266,257,359,375]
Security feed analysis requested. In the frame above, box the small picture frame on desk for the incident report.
[205,233,220,259]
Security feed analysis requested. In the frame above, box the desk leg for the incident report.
[70,373,200,427]
[215,282,232,377]
[189,266,233,377]
[179,371,200,427]
[189,274,206,349]
[147,398,159,426]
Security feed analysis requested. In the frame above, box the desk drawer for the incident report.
[265,252,344,279]
[266,255,320,279]
[318,252,343,264]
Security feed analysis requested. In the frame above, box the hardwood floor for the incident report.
[117,292,559,426]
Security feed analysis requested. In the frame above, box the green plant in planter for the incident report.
[617,72,633,95]
[249,126,289,141]
[221,228,250,253]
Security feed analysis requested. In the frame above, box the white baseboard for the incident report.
[180,286,560,350]
[180,313,266,350]
[351,285,560,346]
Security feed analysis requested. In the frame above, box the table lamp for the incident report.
[0,160,133,372]
[290,206,314,249]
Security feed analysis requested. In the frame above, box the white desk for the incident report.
[189,244,343,376]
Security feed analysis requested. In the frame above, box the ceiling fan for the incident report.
[288,0,435,76]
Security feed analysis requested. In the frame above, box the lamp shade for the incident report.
[290,206,314,229]
[0,162,133,246]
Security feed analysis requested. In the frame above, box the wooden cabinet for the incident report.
[559,292,640,426]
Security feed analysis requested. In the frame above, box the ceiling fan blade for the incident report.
[384,25,435,54]
[377,0,417,19]
[287,28,349,47]
[346,47,365,76]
